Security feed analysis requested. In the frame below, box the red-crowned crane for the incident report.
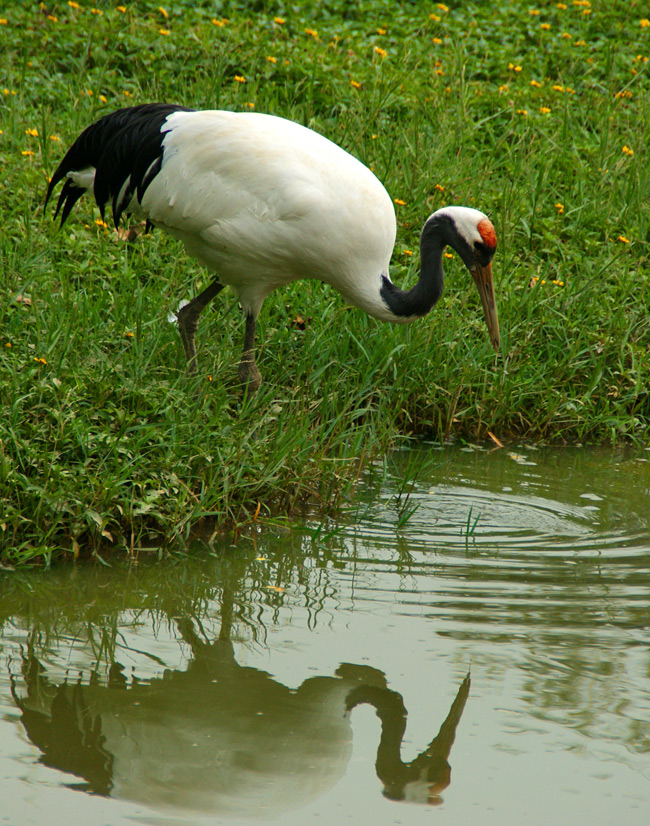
[45,104,500,392]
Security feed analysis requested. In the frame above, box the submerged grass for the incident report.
[1,1,650,562]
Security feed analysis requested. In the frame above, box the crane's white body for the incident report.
[134,110,397,320]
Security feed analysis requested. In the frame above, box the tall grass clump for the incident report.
[1,1,649,563]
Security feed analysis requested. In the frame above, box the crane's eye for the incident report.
[474,240,487,254]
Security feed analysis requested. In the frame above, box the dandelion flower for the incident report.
[516,108,528,116]
[158,6,168,18]
[25,128,39,137]
[234,75,246,83]
[529,9,540,15]
[444,252,453,259]
[432,37,442,44]
[403,249,413,256]
[159,28,170,35]
[552,84,565,92]
[374,46,387,58]
[617,235,630,244]
[540,23,551,30]
[434,184,445,192]
[273,17,285,24]
[34,357,47,365]
[540,106,551,114]
[117,6,127,12]
[622,145,634,156]
[437,3,449,11]
[530,79,542,88]
[394,198,407,206]
[22,150,35,156]
[212,18,224,26]
[555,203,565,214]
[350,80,361,88]
[640,19,650,28]
[304,28,318,38]
[68,1,80,8]
[266,55,277,63]
[429,13,441,21]
[377,28,387,35]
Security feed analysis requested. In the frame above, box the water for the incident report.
[1,444,649,825]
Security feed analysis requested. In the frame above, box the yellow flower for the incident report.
[95,218,108,228]
[432,37,442,44]
[117,6,127,12]
[574,39,586,46]
[615,90,633,99]
[90,8,103,15]
[34,357,47,365]
[394,198,406,206]
[552,84,565,92]
[304,28,318,38]
[508,62,522,72]
[617,235,630,244]
[158,6,168,18]
[516,108,528,116]
[530,10,540,16]
[561,32,572,39]
[444,252,453,259]
[403,249,413,256]
[266,55,277,63]
[434,184,445,192]
[49,134,60,141]
[350,80,361,89]
[429,13,441,21]
[530,80,542,88]
[234,75,246,83]
[47,14,58,22]
[0,18,7,24]
[212,19,224,27]
[540,106,551,114]
[498,84,509,92]
[640,19,650,28]
[377,28,387,35]
[123,90,132,96]
[274,16,285,24]
[437,3,449,11]
[622,145,634,156]
[374,46,387,58]
[540,23,551,31]
[22,150,35,156]
[100,95,107,103]
[25,128,39,137]
[557,3,567,8]
[244,102,255,108]
[68,1,80,8]
[159,28,170,35]
[124,331,135,338]
[555,202,564,214]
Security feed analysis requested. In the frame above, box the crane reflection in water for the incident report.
[10,593,470,816]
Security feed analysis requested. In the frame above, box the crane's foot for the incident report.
[177,302,200,374]
[175,278,224,375]
[238,358,262,395]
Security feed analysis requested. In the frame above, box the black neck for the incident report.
[379,223,446,319]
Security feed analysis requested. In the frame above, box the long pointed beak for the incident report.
[470,262,500,352]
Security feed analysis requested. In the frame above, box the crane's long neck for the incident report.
[379,228,445,320]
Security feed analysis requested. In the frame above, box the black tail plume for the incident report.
[44,103,192,228]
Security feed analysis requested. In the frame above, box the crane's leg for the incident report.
[176,278,224,374]
[239,312,262,394]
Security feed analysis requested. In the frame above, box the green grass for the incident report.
[1,0,650,563]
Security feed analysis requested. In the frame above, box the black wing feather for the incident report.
[45,103,193,227]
